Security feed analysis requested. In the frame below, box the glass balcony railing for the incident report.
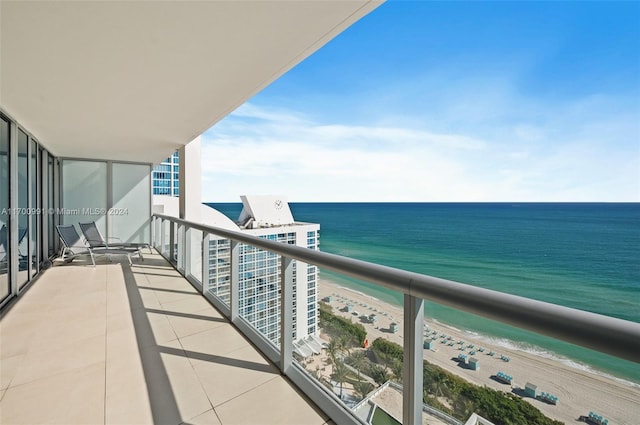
[151,213,640,425]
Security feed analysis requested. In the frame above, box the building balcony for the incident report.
[0,252,330,425]
[2,213,639,425]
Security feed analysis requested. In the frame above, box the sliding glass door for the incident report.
[0,116,9,302]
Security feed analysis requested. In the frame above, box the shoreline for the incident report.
[318,278,640,424]
[330,280,640,390]
[434,319,640,391]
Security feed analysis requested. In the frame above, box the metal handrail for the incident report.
[153,213,640,364]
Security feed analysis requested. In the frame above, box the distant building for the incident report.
[152,152,179,196]
[231,195,320,345]
[152,143,319,346]
[153,194,320,346]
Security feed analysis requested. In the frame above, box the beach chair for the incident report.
[0,225,7,263]
[56,224,140,266]
[1,225,29,268]
[79,221,150,258]
[0,225,7,272]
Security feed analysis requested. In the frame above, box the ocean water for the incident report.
[207,202,640,384]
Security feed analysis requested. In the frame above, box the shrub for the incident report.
[319,303,367,347]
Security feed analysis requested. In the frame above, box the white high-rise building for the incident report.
[153,184,319,346]
[152,141,320,346]
[232,195,320,345]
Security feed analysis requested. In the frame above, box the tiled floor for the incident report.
[0,252,331,425]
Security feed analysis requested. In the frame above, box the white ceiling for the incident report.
[0,1,381,164]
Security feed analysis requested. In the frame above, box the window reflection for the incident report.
[17,129,28,288]
[0,117,10,301]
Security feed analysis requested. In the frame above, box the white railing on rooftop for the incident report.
[152,213,640,425]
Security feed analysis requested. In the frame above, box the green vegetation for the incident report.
[372,338,563,425]
[354,380,374,400]
[319,301,366,347]
[318,303,562,425]
[345,351,389,385]
[371,338,403,382]
[371,338,404,363]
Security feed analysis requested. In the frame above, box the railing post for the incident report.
[184,225,191,276]
[151,216,155,248]
[280,256,294,374]
[403,294,424,425]
[169,220,175,263]
[229,240,239,322]
[179,224,186,272]
[176,224,182,270]
[156,217,161,250]
[202,233,210,295]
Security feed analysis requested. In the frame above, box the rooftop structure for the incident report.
[238,195,296,229]
[352,381,491,425]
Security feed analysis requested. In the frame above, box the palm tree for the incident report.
[326,335,349,365]
[331,360,349,400]
[391,359,403,383]
[428,378,448,399]
[370,364,389,385]
[337,335,351,356]
[350,350,368,380]
[454,397,475,419]
[325,339,340,366]
[354,380,374,401]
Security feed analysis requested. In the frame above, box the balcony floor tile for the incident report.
[0,362,105,425]
[190,345,280,407]
[0,251,327,424]
[178,324,251,358]
[0,354,23,390]
[10,333,106,387]
[188,408,223,425]
[166,306,228,339]
[215,376,328,425]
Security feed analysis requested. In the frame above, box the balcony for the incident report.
[0,253,330,424]
[2,211,639,425]
[151,213,640,425]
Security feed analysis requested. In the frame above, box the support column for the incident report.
[178,136,202,222]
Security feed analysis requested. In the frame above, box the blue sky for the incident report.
[201,1,640,202]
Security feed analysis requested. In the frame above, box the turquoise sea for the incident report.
[207,202,640,385]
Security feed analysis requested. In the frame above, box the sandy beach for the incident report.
[316,279,640,425]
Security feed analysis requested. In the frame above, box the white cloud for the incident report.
[200,100,640,202]
[201,104,494,201]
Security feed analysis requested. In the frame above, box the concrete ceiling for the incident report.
[0,1,382,164]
